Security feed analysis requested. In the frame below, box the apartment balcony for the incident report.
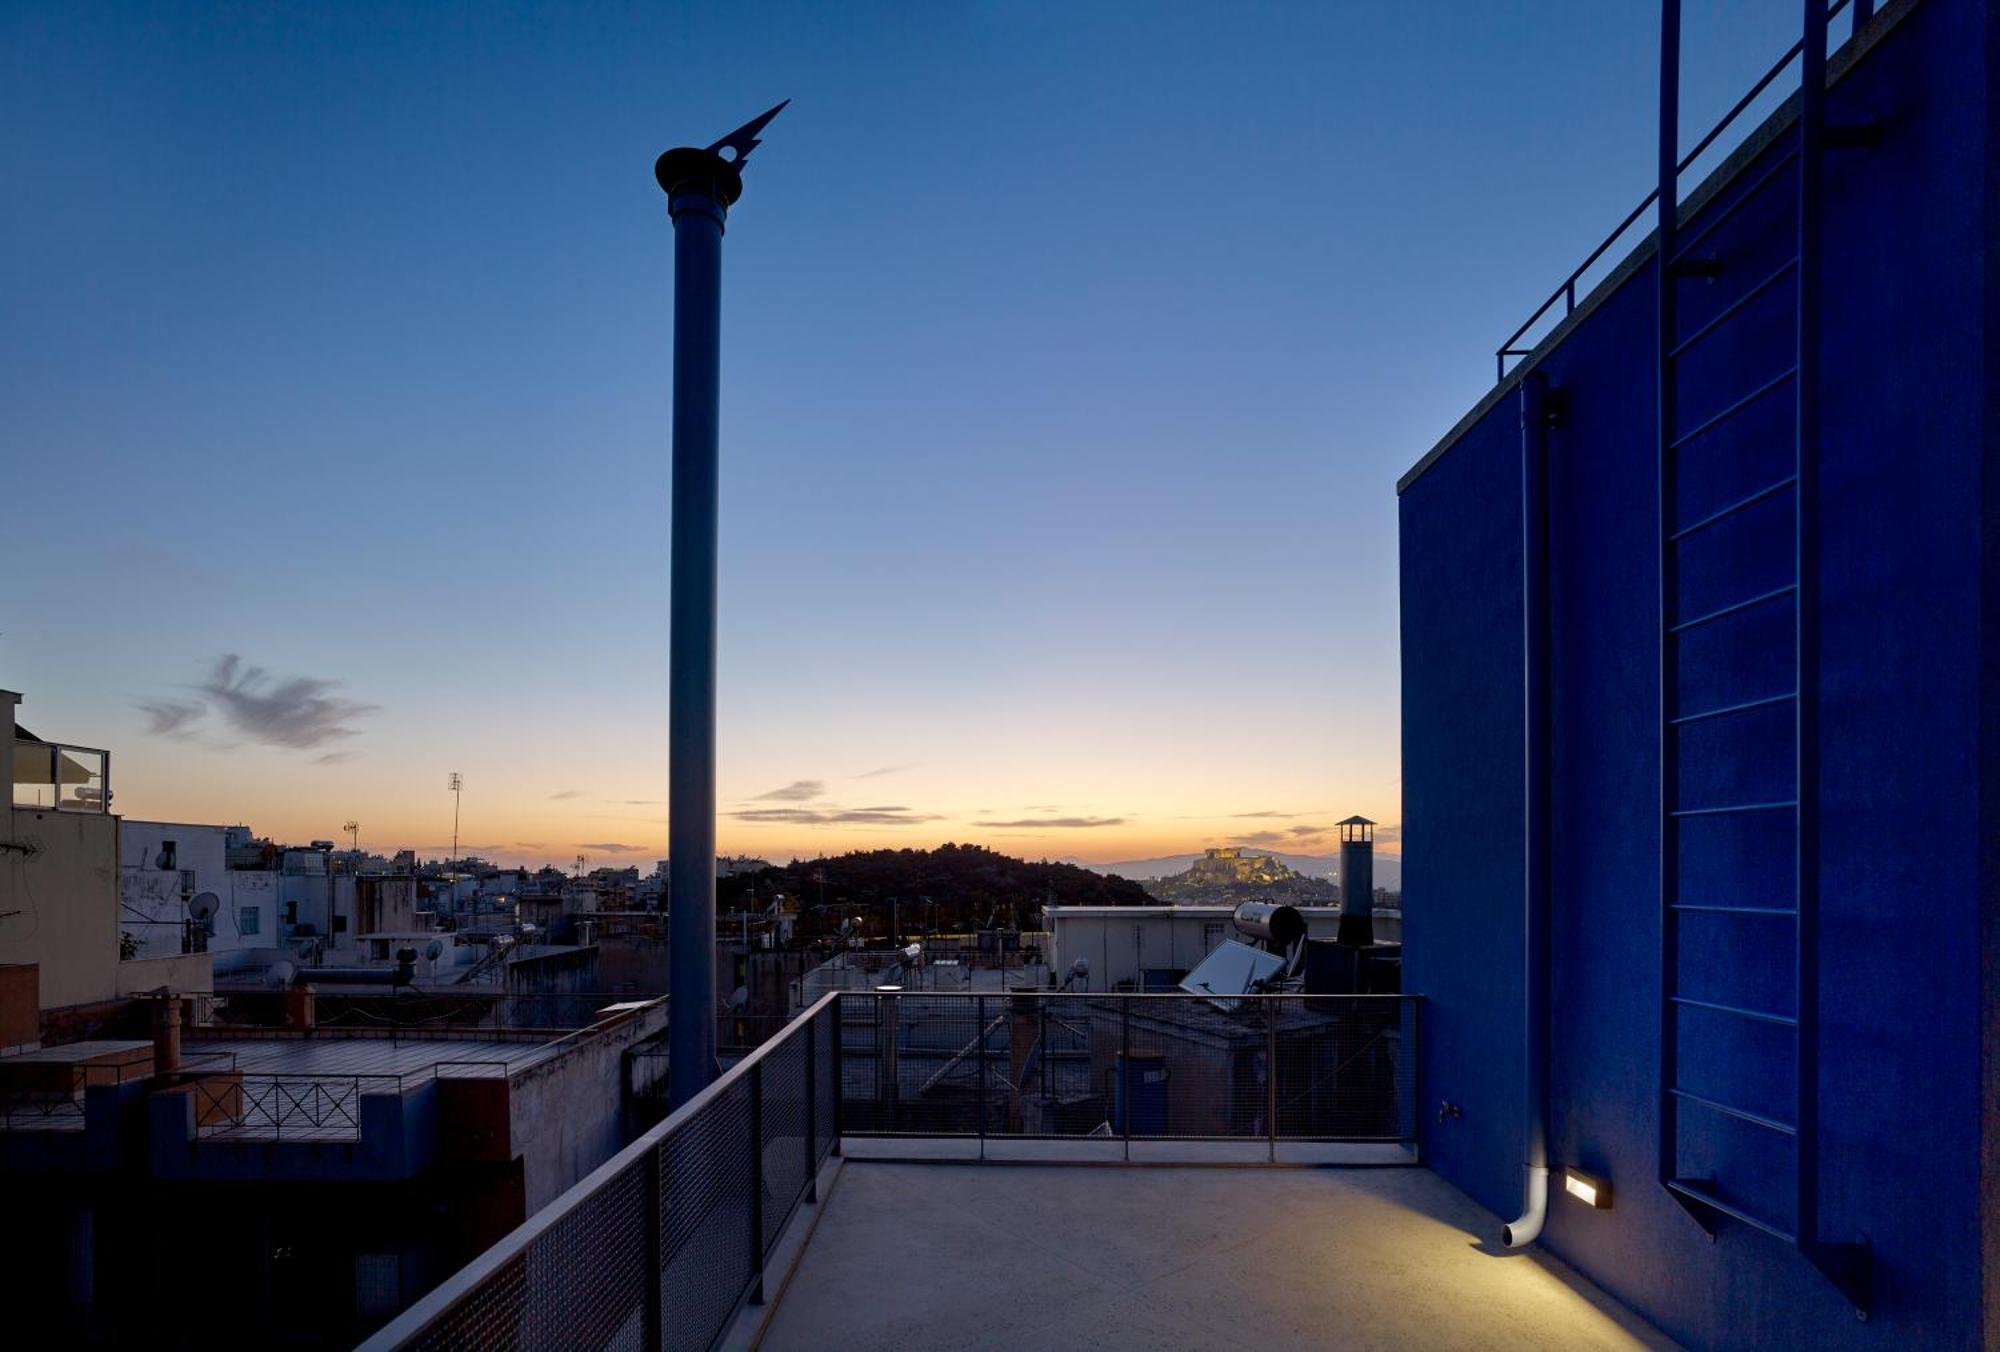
[365,991,1668,1350]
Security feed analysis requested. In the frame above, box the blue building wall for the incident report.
[1399,2,1993,1346]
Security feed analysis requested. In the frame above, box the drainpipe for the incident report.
[1503,371,1552,1248]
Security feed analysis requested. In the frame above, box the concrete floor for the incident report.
[757,1162,1674,1351]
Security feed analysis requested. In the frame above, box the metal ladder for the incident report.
[1654,0,1869,1319]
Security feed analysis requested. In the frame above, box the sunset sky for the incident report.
[2,2,1808,869]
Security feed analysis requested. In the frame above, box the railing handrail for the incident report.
[835,989,1412,1000]
[359,990,841,1351]
[1495,0,1861,380]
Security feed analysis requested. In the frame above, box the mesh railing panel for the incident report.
[755,1034,809,1257]
[659,1078,754,1352]
[813,1002,837,1167]
[398,1156,649,1352]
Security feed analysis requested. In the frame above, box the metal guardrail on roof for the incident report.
[363,989,1418,1351]
[1494,0,1872,382]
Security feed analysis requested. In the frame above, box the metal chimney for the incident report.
[655,101,786,1110]
[1337,815,1375,947]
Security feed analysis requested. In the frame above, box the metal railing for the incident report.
[363,992,839,1352]
[186,1058,521,1141]
[188,989,646,1034]
[0,1060,136,1131]
[190,1069,406,1140]
[364,989,1416,1350]
[838,992,1417,1153]
[0,1049,235,1132]
[1494,0,1872,381]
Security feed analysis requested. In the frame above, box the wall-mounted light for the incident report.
[1563,1168,1611,1209]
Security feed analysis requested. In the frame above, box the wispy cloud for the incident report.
[549,789,583,800]
[755,779,825,802]
[137,698,206,739]
[515,841,546,851]
[196,654,377,750]
[1287,824,1328,837]
[611,798,663,806]
[854,764,913,780]
[730,805,942,826]
[311,751,354,766]
[577,841,653,854]
[975,816,1126,829]
[1238,830,1288,846]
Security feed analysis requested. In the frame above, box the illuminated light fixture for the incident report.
[1563,1168,1611,1209]
[874,984,904,993]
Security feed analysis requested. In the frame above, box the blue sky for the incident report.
[1,1,1827,866]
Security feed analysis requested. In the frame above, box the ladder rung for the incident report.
[1669,258,1799,361]
[1670,904,1797,917]
[1671,995,1797,1027]
[1669,1087,1798,1136]
[1670,147,1801,264]
[1669,583,1797,634]
[1669,366,1798,450]
[1671,476,1799,542]
[1670,800,1796,819]
[1670,690,1797,725]
[1666,1179,1798,1244]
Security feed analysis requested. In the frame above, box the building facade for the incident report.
[1400,2,1996,1343]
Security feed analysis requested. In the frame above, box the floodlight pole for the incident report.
[657,101,785,1109]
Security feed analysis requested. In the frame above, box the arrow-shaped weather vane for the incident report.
[706,99,789,169]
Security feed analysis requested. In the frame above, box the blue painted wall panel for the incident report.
[1400,2,1990,1345]
[1399,396,1524,1220]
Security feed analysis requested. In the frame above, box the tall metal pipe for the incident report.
[655,110,777,1109]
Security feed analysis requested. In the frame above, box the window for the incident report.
[240,907,261,936]
[1203,922,1225,953]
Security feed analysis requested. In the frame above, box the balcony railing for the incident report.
[11,738,109,812]
[840,991,1416,1150]
[363,989,1418,1351]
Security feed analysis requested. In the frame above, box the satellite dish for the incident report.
[425,939,444,962]
[188,892,219,922]
[729,985,749,1011]
[1071,958,1090,978]
[902,942,923,964]
[155,850,175,869]
[269,960,296,989]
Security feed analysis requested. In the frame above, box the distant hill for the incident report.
[1085,848,1402,891]
[720,843,1153,935]
[1145,847,1340,904]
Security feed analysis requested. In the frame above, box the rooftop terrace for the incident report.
[755,1162,1670,1351]
[363,991,1670,1350]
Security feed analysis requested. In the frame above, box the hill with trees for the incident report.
[717,843,1150,938]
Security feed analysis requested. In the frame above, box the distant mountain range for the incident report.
[1079,848,1403,891]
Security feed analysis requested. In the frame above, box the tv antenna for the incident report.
[447,773,463,866]
[342,819,359,852]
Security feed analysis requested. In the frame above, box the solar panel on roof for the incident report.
[1179,940,1283,1010]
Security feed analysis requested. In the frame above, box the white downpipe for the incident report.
[1503,1165,1548,1247]
[1506,374,1553,1252]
